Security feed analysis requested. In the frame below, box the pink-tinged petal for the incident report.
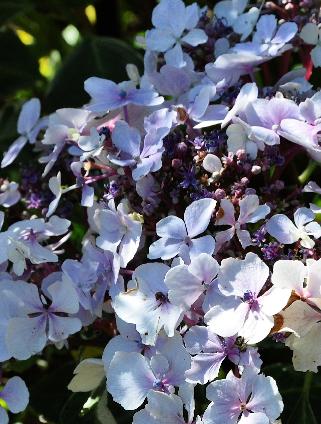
[1,136,28,168]
[266,214,299,244]
[247,375,283,421]
[1,376,29,413]
[107,352,154,410]
[238,195,270,224]
[216,198,235,226]
[156,216,186,239]
[205,297,248,337]
[272,260,306,293]
[260,287,291,316]
[286,322,321,372]
[280,300,321,336]
[184,198,216,238]
[188,253,219,284]
[215,227,235,252]
[236,229,254,248]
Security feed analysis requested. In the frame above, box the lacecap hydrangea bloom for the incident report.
[2,0,321,421]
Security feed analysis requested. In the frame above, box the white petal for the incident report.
[184,198,216,238]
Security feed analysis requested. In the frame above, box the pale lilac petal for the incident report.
[102,336,141,371]
[48,315,81,342]
[219,253,269,297]
[247,375,283,421]
[84,77,121,111]
[254,15,277,43]
[164,43,185,67]
[188,253,219,284]
[186,352,226,384]
[238,309,274,344]
[166,264,203,309]
[182,29,208,46]
[1,136,28,168]
[112,121,141,158]
[184,198,216,238]
[48,280,79,314]
[6,316,47,360]
[272,260,306,292]
[189,235,216,258]
[148,238,183,260]
[17,98,40,135]
[205,296,248,337]
[294,207,314,228]
[266,214,299,244]
[156,216,186,239]
[146,28,176,52]
[81,185,94,207]
[107,352,154,410]
[1,377,29,413]
[272,22,298,44]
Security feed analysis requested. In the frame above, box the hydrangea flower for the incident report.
[108,120,166,181]
[184,325,262,384]
[251,15,298,56]
[148,198,216,261]
[214,0,259,41]
[91,200,142,268]
[204,253,290,343]
[112,263,184,345]
[39,108,93,176]
[84,78,164,112]
[266,207,321,248]
[165,253,219,311]
[146,0,207,67]
[272,259,321,308]
[215,195,270,251]
[1,98,46,168]
[0,213,70,276]
[4,276,81,359]
[107,333,190,410]
[0,376,29,424]
[203,368,283,424]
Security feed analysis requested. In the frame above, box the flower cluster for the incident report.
[2,0,321,422]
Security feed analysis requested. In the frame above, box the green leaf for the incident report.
[45,36,143,112]
[264,364,321,423]
[0,0,32,27]
[0,31,38,98]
